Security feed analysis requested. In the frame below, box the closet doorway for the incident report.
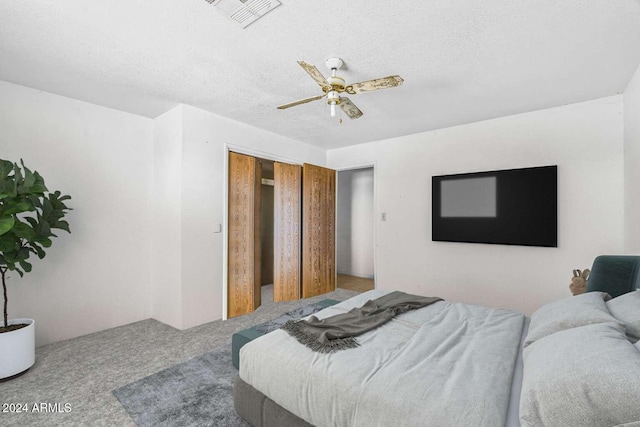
[227,151,336,318]
[336,167,375,292]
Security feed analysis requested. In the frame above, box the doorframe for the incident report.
[334,162,377,289]
[222,143,304,320]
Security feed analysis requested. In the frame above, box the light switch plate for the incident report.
[213,223,222,233]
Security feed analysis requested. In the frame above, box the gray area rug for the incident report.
[113,301,334,427]
[113,346,248,427]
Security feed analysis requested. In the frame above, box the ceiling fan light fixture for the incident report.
[327,91,340,117]
[276,58,403,122]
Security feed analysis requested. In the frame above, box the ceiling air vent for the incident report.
[205,0,282,29]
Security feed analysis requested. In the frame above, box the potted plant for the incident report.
[0,158,71,380]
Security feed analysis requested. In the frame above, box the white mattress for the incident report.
[240,290,526,427]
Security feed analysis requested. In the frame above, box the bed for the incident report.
[234,289,640,427]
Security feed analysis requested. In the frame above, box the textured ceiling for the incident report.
[1,1,640,149]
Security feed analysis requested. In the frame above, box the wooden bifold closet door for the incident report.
[228,154,336,316]
[273,162,301,302]
[228,152,261,318]
[301,163,336,298]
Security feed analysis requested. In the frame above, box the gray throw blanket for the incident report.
[281,291,443,353]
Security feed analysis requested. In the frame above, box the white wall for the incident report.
[153,104,326,329]
[0,75,631,344]
[328,97,625,315]
[337,168,374,278]
[0,80,154,346]
[0,80,326,344]
[624,64,640,253]
[151,106,183,328]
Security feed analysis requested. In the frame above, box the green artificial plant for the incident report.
[0,158,71,331]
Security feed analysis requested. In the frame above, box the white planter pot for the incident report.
[0,318,35,380]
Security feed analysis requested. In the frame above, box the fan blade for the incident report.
[277,94,326,110]
[339,97,363,119]
[298,61,332,92]
[345,75,404,95]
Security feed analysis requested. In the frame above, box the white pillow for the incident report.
[520,322,640,427]
[607,290,640,342]
[524,291,618,348]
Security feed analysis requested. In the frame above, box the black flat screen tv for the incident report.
[432,165,557,247]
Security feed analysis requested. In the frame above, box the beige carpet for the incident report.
[0,285,359,427]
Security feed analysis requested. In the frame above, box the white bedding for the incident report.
[240,290,525,427]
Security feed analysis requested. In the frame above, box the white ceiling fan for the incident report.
[277,58,404,120]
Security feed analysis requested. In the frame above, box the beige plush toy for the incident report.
[569,269,590,296]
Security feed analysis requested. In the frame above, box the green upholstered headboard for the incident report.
[586,255,640,299]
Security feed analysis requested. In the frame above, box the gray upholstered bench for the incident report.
[232,299,339,369]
